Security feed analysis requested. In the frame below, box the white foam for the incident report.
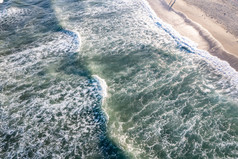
[92,75,110,122]
[72,30,81,52]
[92,75,108,99]
[0,0,3,4]
[0,7,31,18]
[62,29,81,52]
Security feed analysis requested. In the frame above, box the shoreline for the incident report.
[146,0,238,71]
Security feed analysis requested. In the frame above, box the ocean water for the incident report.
[0,0,238,158]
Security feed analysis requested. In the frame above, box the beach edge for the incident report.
[146,0,238,71]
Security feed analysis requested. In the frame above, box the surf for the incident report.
[1,0,238,158]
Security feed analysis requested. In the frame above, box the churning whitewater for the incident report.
[1,0,238,158]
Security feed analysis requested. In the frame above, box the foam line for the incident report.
[92,75,108,99]
[92,75,109,121]
[61,29,81,52]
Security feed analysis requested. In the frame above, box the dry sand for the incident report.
[146,0,238,71]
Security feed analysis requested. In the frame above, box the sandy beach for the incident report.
[146,0,238,71]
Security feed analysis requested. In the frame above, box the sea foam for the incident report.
[92,75,108,99]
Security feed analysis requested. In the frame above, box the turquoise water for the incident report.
[1,0,238,158]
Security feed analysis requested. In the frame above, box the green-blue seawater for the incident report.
[0,0,238,158]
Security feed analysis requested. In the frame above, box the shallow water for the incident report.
[1,0,238,158]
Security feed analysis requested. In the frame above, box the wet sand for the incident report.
[146,0,238,71]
